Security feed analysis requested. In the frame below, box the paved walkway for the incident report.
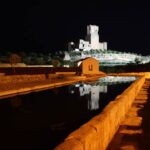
[107,79,150,150]
[0,75,103,99]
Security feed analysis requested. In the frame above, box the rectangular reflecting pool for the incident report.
[0,76,137,150]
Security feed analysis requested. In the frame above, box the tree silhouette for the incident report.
[52,58,61,67]
[9,53,21,74]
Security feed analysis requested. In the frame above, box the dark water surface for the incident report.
[0,76,137,150]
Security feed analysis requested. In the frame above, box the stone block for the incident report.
[54,138,84,150]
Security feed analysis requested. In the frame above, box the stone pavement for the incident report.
[107,79,150,150]
[0,75,103,99]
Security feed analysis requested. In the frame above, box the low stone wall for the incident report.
[0,74,57,84]
[0,72,104,84]
[0,66,79,75]
[54,76,146,150]
[0,63,26,67]
[108,72,150,78]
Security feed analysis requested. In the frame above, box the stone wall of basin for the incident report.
[54,76,146,150]
[0,73,78,84]
[0,74,51,84]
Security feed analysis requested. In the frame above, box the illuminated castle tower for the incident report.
[68,25,107,51]
[86,25,107,50]
[86,25,100,49]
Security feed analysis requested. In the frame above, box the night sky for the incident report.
[0,0,150,55]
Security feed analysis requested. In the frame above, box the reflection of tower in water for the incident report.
[89,85,107,110]
[69,83,107,111]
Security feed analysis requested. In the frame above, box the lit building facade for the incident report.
[68,25,107,51]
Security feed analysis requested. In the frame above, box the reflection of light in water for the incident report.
[69,76,137,111]
[75,84,80,87]
[100,85,107,93]
[69,83,107,111]
[79,84,91,96]
[70,90,75,94]
[98,76,137,85]
[89,85,100,110]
